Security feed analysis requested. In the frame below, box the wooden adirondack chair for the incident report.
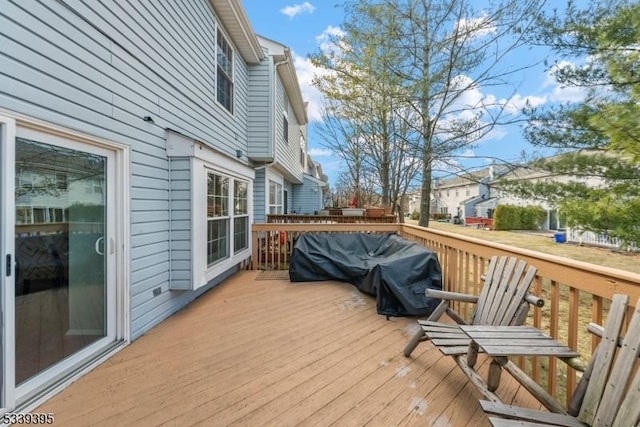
[481,293,640,427]
[403,255,542,359]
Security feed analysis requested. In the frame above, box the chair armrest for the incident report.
[424,289,479,303]
[524,293,545,307]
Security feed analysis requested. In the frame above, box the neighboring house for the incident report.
[0,0,321,413]
[250,36,326,222]
[493,163,604,230]
[430,165,505,219]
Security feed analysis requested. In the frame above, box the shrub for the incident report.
[494,204,546,230]
[410,210,420,220]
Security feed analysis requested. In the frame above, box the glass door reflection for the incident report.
[14,138,107,384]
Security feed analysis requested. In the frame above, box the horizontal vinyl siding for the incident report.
[274,78,304,182]
[1,0,252,340]
[253,168,266,223]
[169,158,192,290]
[284,181,293,214]
[292,176,323,214]
[247,49,271,160]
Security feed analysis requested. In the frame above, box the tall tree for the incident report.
[311,2,423,215]
[313,0,545,226]
[503,0,640,245]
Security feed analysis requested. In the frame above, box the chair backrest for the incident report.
[472,256,538,326]
[573,294,640,427]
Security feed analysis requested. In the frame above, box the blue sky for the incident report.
[240,1,586,186]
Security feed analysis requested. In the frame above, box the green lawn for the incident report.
[407,220,640,274]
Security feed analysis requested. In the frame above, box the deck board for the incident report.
[36,271,545,426]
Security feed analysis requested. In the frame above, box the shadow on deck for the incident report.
[36,271,543,426]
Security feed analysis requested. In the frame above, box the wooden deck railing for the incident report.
[250,222,640,407]
[267,214,396,223]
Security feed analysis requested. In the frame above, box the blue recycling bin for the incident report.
[554,232,566,243]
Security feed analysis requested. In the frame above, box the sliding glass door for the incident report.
[0,116,122,408]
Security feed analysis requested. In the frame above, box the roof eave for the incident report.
[209,0,264,64]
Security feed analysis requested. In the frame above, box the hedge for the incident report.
[493,204,546,230]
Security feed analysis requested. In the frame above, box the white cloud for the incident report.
[315,25,345,55]
[543,60,589,103]
[500,93,548,114]
[292,53,325,122]
[308,147,333,157]
[457,14,497,39]
[290,26,346,123]
[280,2,316,19]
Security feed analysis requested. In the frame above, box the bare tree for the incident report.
[315,0,545,226]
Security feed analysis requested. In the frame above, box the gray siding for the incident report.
[292,176,324,214]
[169,158,192,290]
[284,181,293,214]
[247,48,271,160]
[273,78,304,183]
[1,0,252,339]
[253,168,266,223]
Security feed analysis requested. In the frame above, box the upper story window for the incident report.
[283,94,289,143]
[217,28,234,113]
[283,114,289,143]
[300,134,306,166]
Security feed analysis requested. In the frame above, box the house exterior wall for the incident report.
[247,47,272,160]
[253,168,267,223]
[273,78,305,183]
[249,35,326,221]
[1,0,255,340]
[292,176,325,214]
[432,181,488,218]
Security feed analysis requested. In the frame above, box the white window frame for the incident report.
[233,180,249,254]
[191,156,253,289]
[267,171,284,215]
[206,172,230,267]
[216,27,234,114]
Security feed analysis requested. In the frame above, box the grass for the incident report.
[409,220,640,274]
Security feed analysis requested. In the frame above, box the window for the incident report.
[466,185,470,196]
[269,180,283,214]
[217,29,233,112]
[207,173,229,266]
[205,171,250,266]
[283,94,289,143]
[283,115,289,143]
[300,134,306,166]
[234,181,248,253]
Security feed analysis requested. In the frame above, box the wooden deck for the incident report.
[36,271,544,426]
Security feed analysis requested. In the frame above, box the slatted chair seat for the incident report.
[482,294,640,427]
[403,255,544,404]
[419,320,474,355]
[404,255,542,358]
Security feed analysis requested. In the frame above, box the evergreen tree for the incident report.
[505,0,640,246]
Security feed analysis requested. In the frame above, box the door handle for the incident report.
[95,236,104,256]
[5,254,11,277]
[110,237,115,255]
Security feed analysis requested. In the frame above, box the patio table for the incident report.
[460,325,579,392]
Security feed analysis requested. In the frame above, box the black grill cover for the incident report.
[289,233,442,317]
